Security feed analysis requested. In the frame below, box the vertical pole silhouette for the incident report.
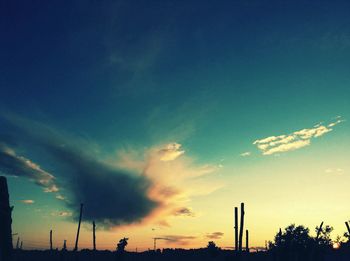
[345,221,350,234]
[62,240,67,251]
[20,241,23,250]
[50,230,53,251]
[74,203,83,251]
[245,230,249,252]
[238,203,245,252]
[0,176,13,261]
[316,221,324,241]
[16,237,20,249]
[93,221,96,251]
[234,207,238,252]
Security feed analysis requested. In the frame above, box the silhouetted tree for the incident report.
[117,237,129,253]
[270,224,313,261]
[207,241,219,257]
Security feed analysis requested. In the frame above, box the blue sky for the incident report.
[1,0,350,250]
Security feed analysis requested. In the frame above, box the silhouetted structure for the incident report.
[74,203,83,251]
[50,230,53,251]
[234,207,238,251]
[117,238,128,253]
[93,221,96,251]
[315,221,323,241]
[346,221,350,234]
[16,237,20,249]
[238,203,245,252]
[62,240,67,251]
[246,230,249,252]
[0,176,13,261]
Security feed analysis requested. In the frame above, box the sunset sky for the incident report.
[1,0,350,251]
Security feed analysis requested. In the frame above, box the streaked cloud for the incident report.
[0,143,59,193]
[325,168,344,175]
[51,211,72,217]
[20,199,35,204]
[253,118,344,155]
[206,232,224,240]
[240,152,251,157]
[159,235,197,246]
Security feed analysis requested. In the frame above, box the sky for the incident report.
[1,0,350,251]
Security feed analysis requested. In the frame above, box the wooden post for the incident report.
[238,203,245,252]
[0,176,13,261]
[245,230,249,252]
[316,221,324,241]
[345,221,350,234]
[74,203,83,251]
[93,221,96,251]
[50,230,53,250]
[234,207,238,251]
[62,240,67,251]
[16,237,20,249]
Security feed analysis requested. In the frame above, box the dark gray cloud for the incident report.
[47,143,158,227]
[159,235,197,246]
[172,207,195,217]
[0,115,159,228]
[206,232,224,240]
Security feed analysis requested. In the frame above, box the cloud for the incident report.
[172,207,195,217]
[240,152,251,157]
[0,143,59,193]
[253,118,344,155]
[325,168,344,175]
[55,194,65,201]
[1,114,222,229]
[206,232,224,240]
[116,142,222,227]
[159,235,197,246]
[51,211,72,217]
[0,116,159,229]
[20,199,34,204]
[158,143,185,161]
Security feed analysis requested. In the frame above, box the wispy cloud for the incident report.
[51,211,72,217]
[253,118,344,155]
[240,152,251,157]
[0,143,59,193]
[159,235,197,246]
[325,168,344,175]
[206,232,224,239]
[158,143,185,161]
[20,199,35,204]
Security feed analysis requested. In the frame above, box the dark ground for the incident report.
[10,247,350,261]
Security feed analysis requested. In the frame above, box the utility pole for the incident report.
[234,207,238,251]
[93,221,96,251]
[245,230,249,252]
[74,203,83,251]
[16,237,20,249]
[316,221,324,241]
[50,230,53,251]
[345,221,350,234]
[62,240,67,251]
[238,203,245,252]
